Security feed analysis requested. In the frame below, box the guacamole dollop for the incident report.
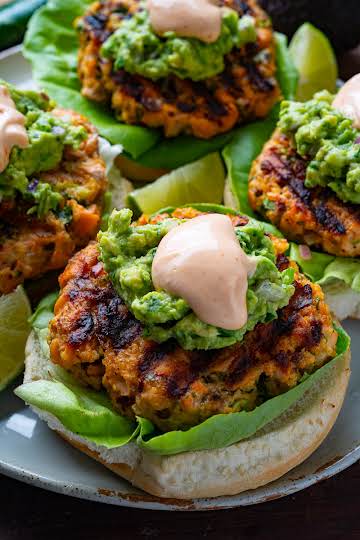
[100,6,256,82]
[278,91,360,204]
[0,83,87,217]
[98,209,295,350]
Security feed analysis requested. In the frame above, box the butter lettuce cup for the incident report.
[0,80,129,298]
[247,76,360,320]
[16,203,350,499]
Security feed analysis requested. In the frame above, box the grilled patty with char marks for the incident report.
[49,209,337,432]
[0,108,107,295]
[76,0,280,139]
[249,130,360,257]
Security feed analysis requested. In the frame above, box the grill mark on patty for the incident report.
[136,278,319,398]
[243,62,276,93]
[112,70,144,100]
[261,146,347,235]
[227,351,254,386]
[276,253,289,271]
[177,101,197,113]
[137,341,176,392]
[291,283,313,310]
[260,151,294,183]
[66,266,141,350]
[226,281,317,384]
[288,180,346,235]
[95,297,142,351]
[137,341,216,400]
[313,200,348,233]
[68,313,94,346]
[84,14,111,42]
[165,350,215,399]
[310,320,322,346]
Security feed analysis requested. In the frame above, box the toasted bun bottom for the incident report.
[24,329,351,499]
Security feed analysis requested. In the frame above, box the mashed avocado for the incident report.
[100,5,256,82]
[0,83,87,217]
[98,208,294,350]
[278,91,360,204]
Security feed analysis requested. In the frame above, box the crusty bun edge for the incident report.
[23,329,351,500]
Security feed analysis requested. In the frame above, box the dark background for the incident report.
[1,461,360,539]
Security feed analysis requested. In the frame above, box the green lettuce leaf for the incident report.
[124,132,235,170]
[28,291,58,329]
[290,244,360,293]
[274,32,299,102]
[15,325,349,454]
[15,379,138,447]
[222,108,278,216]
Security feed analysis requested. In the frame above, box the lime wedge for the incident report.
[289,23,338,101]
[0,286,31,391]
[127,153,225,215]
[116,154,169,182]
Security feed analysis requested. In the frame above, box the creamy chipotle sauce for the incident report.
[152,214,257,330]
[147,0,223,43]
[0,85,28,173]
[333,74,360,129]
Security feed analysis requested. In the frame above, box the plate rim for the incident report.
[1,421,359,511]
[0,44,22,61]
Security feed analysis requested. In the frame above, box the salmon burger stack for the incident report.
[249,76,360,319]
[76,0,280,139]
[17,204,350,499]
[0,83,108,295]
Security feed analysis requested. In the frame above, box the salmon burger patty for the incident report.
[76,0,280,139]
[248,130,360,258]
[48,210,337,432]
[0,108,107,295]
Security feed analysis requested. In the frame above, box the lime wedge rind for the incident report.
[0,286,32,392]
[289,22,338,101]
[127,152,226,215]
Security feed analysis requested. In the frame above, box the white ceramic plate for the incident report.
[0,47,360,511]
